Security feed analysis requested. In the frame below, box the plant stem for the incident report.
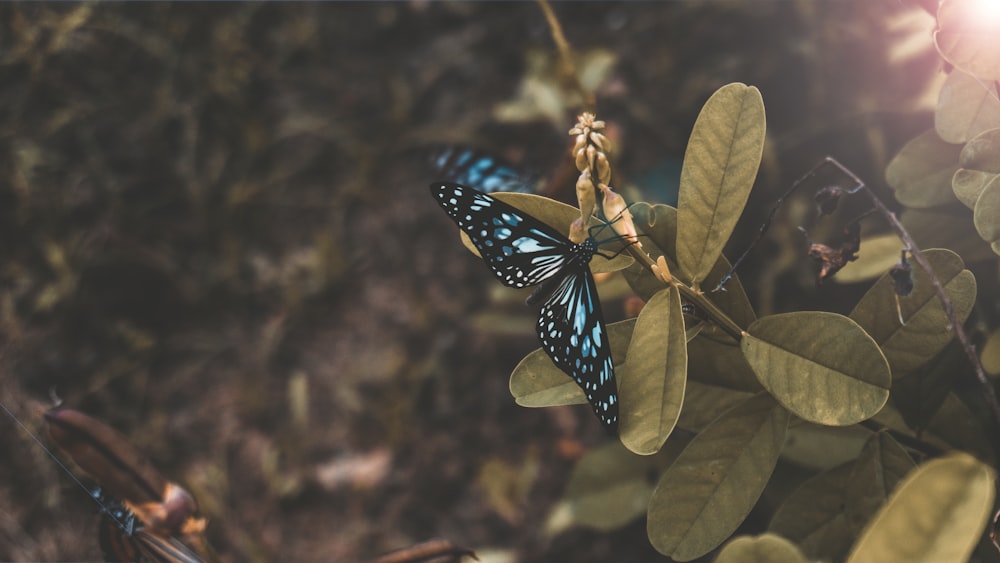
[536,0,596,112]
[824,157,1000,441]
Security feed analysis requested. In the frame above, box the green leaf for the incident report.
[510,319,635,408]
[715,534,807,563]
[959,126,1000,173]
[742,312,891,425]
[781,422,871,471]
[884,129,962,208]
[459,192,633,274]
[900,206,996,263]
[676,381,752,433]
[549,441,657,532]
[676,83,766,286]
[923,393,996,466]
[687,335,763,392]
[846,452,996,563]
[935,69,1000,143]
[983,327,1000,375]
[872,392,995,466]
[647,393,788,561]
[834,232,905,284]
[935,0,1000,81]
[619,287,687,455]
[952,168,998,209]
[849,248,977,378]
[844,432,916,536]
[769,461,856,562]
[973,174,1000,248]
[891,341,962,433]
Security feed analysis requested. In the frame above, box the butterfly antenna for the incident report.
[0,399,133,531]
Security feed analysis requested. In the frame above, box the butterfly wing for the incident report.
[430,147,536,193]
[537,265,618,432]
[431,183,573,288]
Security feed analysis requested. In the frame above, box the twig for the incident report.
[536,0,596,112]
[822,157,1000,439]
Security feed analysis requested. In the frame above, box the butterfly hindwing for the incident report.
[430,146,535,194]
[432,183,572,288]
[537,267,618,429]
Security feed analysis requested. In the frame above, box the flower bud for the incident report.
[596,152,611,185]
[576,170,596,221]
[602,187,638,246]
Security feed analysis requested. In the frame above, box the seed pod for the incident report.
[575,147,588,172]
[602,187,639,246]
[575,171,596,222]
[595,152,611,185]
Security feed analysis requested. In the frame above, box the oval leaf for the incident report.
[676,381,753,433]
[687,335,763,392]
[973,174,1000,246]
[959,126,1000,173]
[952,168,997,209]
[552,441,657,532]
[935,0,1000,81]
[715,534,807,563]
[676,83,766,286]
[647,393,788,561]
[510,319,635,408]
[900,206,996,263]
[846,452,996,563]
[742,312,891,425]
[884,129,962,208]
[781,422,871,471]
[891,341,963,434]
[459,192,633,274]
[849,248,977,378]
[982,327,1000,375]
[835,232,906,284]
[844,432,916,536]
[935,69,1000,143]
[769,461,856,562]
[619,287,687,455]
[872,392,995,466]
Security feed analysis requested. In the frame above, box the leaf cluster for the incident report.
[458,80,995,560]
[887,0,1000,259]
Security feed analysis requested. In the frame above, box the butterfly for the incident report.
[96,491,203,563]
[0,402,206,563]
[430,146,537,194]
[431,182,619,432]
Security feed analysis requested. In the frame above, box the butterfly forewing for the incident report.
[431,182,619,432]
[536,261,618,429]
[432,183,572,288]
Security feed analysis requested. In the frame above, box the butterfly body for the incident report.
[431,183,618,431]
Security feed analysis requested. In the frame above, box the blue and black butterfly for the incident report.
[430,146,537,194]
[431,182,619,432]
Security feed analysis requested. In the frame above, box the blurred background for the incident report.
[0,2,985,561]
